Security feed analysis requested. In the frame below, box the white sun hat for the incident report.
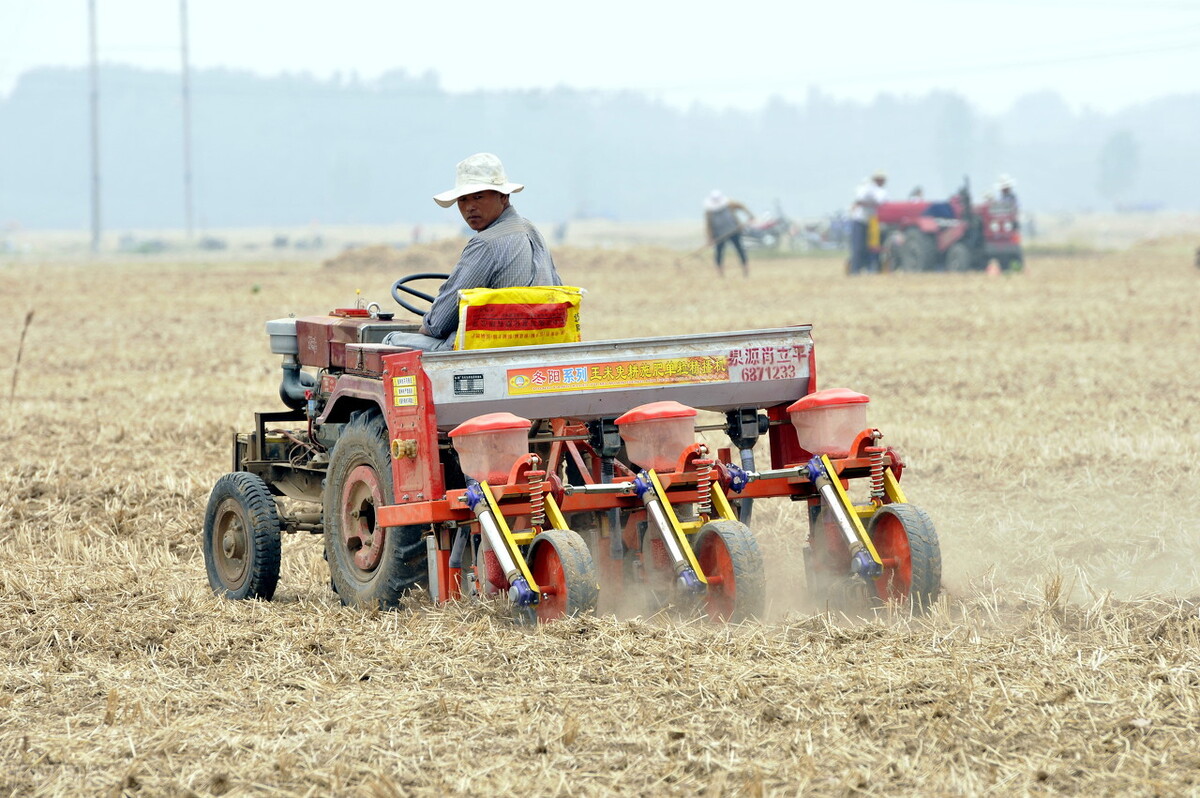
[704,189,729,211]
[433,152,525,208]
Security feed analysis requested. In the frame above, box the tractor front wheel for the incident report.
[945,242,973,272]
[529,529,600,621]
[203,472,282,600]
[694,520,766,622]
[324,412,427,608]
[868,503,941,611]
[899,230,936,271]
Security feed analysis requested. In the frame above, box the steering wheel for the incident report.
[390,272,449,317]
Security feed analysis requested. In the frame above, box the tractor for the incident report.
[879,182,1023,273]
[202,273,941,622]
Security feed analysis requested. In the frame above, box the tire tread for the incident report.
[697,519,766,622]
[203,471,282,601]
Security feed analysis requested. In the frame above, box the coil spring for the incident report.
[526,469,546,528]
[868,447,885,500]
[695,459,713,516]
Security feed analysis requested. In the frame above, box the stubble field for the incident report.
[1,238,1199,796]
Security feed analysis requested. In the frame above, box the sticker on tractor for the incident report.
[726,345,807,383]
[506,356,729,395]
[453,373,485,396]
[392,375,418,407]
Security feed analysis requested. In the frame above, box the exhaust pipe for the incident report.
[267,318,316,411]
[279,355,316,411]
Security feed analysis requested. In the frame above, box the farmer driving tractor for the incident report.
[383,153,563,351]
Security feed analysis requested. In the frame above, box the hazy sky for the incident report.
[1,0,1198,114]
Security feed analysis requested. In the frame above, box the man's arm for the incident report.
[422,237,492,339]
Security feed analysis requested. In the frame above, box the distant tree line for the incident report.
[0,65,1194,230]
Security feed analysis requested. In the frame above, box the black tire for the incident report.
[694,520,766,622]
[203,472,282,600]
[899,230,936,272]
[867,503,941,611]
[323,411,427,608]
[880,234,902,274]
[945,242,973,272]
[529,529,600,621]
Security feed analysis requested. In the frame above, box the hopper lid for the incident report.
[615,400,698,425]
[788,388,870,413]
[449,412,532,437]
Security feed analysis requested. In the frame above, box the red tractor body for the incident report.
[878,185,1023,273]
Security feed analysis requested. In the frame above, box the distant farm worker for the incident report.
[703,190,754,277]
[382,153,562,351]
[993,175,1019,212]
[849,171,887,274]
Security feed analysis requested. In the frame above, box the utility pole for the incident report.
[88,0,102,253]
[179,0,194,239]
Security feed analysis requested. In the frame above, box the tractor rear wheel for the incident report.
[203,472,282,600]
[868,503,941,611]
[694,520,766,622]
[323,411,427,608]
[946,242,973,272]
[529,529,600,621]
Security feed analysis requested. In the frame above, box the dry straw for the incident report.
[8,309,33,403]
[1,241,1198,795]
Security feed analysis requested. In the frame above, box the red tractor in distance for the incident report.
[878,182,1023,273]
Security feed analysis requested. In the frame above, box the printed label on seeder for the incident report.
[507,356,729,395]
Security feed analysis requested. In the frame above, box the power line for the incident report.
[88,0,101,254]
[180,0,194,239]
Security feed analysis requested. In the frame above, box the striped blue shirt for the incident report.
[423,205,562,340]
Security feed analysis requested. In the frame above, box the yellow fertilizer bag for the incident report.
[867,216,881,251]
[454,286,584,350]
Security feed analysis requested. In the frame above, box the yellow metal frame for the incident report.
[851,467,908,520]
[819,455,883,567]
[883,467,908,504]
[648,470,708,584]
[478,482,539,592]
[709,483,739,522]
[543,493,570,532]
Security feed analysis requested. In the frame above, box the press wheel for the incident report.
[694,520,765,622]
[528,529,599,622]
[868,503,941,611]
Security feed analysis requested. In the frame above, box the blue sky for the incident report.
[2,0,1198,113]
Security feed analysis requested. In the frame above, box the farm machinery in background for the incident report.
[878,182,1023,273]
[741,201,796,250]
[202,275,942,622]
